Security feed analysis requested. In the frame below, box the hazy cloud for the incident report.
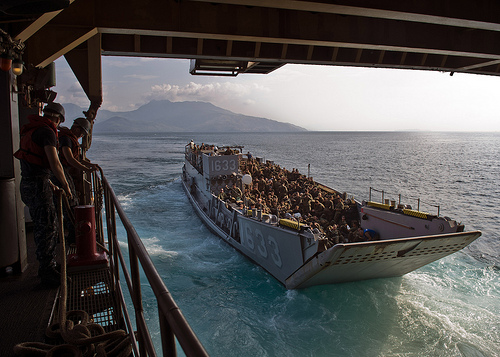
[143,81,269,104]
[124,74,158,80]
[56,81,89,107]
[104,58,141,68]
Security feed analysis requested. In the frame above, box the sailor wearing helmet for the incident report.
[14,102,72,287]
[58,117,98,176]
[53,117,99,243]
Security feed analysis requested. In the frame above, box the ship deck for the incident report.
[0,225,124,356]
[0,225,58,356]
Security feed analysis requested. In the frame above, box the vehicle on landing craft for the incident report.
[182,142,481,289]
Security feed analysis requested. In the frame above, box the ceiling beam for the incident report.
[64,33,102,105]
[50,0,500,59]
[16,0,500,77]
[98,29,500,61]
[189,0,500,32]
[26,27,98,68]
[13,0,77,42]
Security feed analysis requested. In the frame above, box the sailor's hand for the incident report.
[86,163,100,172]
[63,184,72,200]
[49,180,58,191]
[50,182,72,200]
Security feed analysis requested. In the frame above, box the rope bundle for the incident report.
[14,313,132,357]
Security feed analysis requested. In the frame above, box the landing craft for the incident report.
[182,143,481,289]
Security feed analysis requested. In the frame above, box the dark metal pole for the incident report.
[159,303,177,357]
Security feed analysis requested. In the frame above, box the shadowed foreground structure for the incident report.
[0,227,58,357]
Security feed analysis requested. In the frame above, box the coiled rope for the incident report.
[14,189,132,357]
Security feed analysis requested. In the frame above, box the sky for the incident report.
[53,56,500,131]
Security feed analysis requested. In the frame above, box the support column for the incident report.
[0,70,27,273]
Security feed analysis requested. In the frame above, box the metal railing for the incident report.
[368,187,441,216]
[93,170,209,357]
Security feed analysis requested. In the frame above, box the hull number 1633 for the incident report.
[240,221,282,268]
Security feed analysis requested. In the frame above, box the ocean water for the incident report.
[88,132,500,357]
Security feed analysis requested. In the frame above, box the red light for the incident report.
[0,56,12,71]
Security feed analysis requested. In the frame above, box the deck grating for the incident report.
[65,267,121,332]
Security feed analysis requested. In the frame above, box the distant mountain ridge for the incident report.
[63,100,306,132]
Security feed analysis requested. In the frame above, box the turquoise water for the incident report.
[88,132,500,357]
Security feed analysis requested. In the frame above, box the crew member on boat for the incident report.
[238,157,363,241]
[218,188,227,201]
[196,141,365,243]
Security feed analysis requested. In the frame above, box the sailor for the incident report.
[230,184,242,202]
[363,229,380,241]
[312,199,325,217]
[58,118,98,180]
[300,194,312,214]
[257,197,270,213]
[257,177,266,192]
[326,225,340,245]
[218,188,227,201]
[14,102,72,287]
[333,198,345,223]
[276,181,288,199]
[54,117,99,242]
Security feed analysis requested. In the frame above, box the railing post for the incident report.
[159,304,177,357]
[104,187,119,285]
[101,174,208,357]
[129,241,147,356]
[109,200,123,320]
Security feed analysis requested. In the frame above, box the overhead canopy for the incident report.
[3,0,500,105]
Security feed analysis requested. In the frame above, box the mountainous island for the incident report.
[63,100,306,132]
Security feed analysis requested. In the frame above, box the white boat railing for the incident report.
[368,187,441,216]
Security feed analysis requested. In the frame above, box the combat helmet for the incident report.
[73,117,91,135]
[43,102,65,122]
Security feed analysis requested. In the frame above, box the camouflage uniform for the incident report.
[14,114,62,286]
[230,186,242,201]
[20,175,59,275]
[51,167,78,243]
